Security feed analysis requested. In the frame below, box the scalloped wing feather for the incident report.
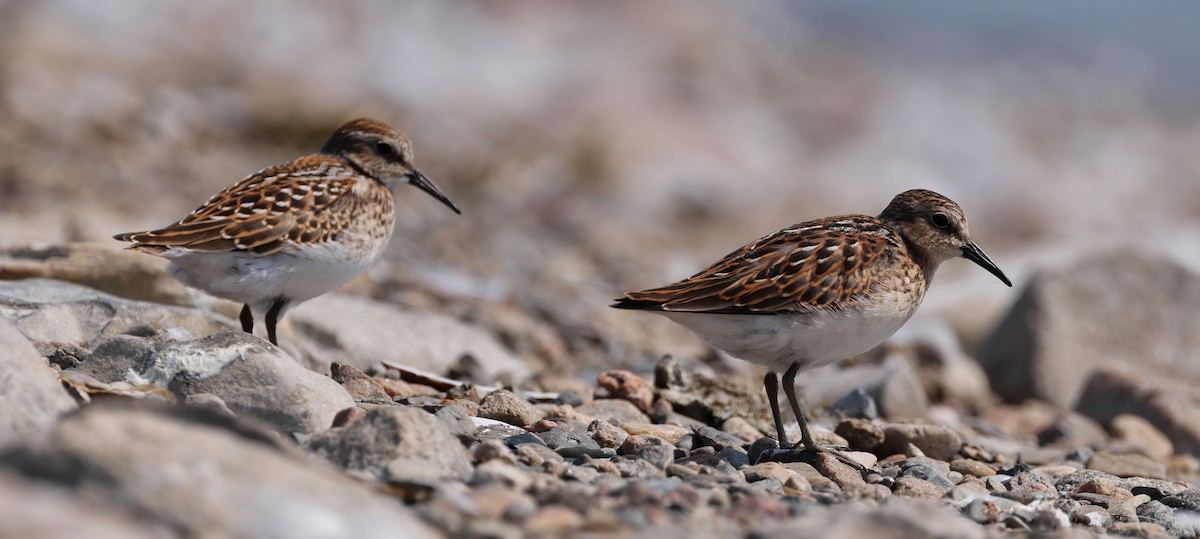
[615,216,900,314]
[113,156,357,256]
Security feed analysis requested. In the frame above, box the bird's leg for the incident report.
[763,370,789,447]
[782,363,817,451]
[782,363,868,473]
[239,304,254,334]
[265,298,286,346]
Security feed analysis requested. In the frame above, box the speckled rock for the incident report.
[479,389,544,427]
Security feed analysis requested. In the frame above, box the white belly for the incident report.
[162,239,387,308]
[660,294,919,373]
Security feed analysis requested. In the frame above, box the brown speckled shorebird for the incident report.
[114,118,460,345]
[613,189,1010,463]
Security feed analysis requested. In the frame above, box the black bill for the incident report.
[408,168,462,214]
[961,241,1012,287]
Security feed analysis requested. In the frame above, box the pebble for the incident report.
[523,505,584,536]
[1076,477,1117,496]
[574,399,650,425]
[742,462,791,484]
[621,422,688,443]
[835,418,885,451]
[588,419,628,449]
[963,496,1024,524]
[830,387,878,419]
[693,425,749,451]
[473,439,517,464]
[881,423,964,460]
[514,443,563,468]
[720,417,762,443]
[812,452,865,490]
[892,475,948,499]
[479,390,545,427]
[596,369,655,414]
[949,458,996,478]
[1110,414,1175,460]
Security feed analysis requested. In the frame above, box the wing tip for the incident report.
[610,296,665,311]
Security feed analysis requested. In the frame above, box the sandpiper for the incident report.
[613,189,1010,460]
[115,118,460,345]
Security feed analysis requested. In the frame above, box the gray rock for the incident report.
[979,250,1200,407]
[900,464,954,489]
[962,495,1026,524]
[0,469,165,539]
[307,405,471,483]
[434,405,476,445]
[0,278,230,354]
[289,294,528,381]
[708,447,745,470]
[69,335,152,383]
[1161,489,1200,511]
[0,319,76,446]
[831,387,878,420]
[753,497,985,539]
[131,332,353,434]
[539,427,601,451]
[692,425,748,451]
[0,403,437,538]
[1136,500,1193,537]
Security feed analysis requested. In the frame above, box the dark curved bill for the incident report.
[408,169,462,214]
[961,241,1012,287]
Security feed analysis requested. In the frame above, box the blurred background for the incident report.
[2,0,1198,382]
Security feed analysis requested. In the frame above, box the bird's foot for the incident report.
[762,443,872,474]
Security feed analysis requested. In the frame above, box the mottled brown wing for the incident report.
[613,216,897,314]
[113,156,356,255]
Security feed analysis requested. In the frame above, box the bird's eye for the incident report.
[374,141,396,157]
[931,212,950,229]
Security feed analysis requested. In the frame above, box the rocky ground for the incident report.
[2,243,1200,539]
[5,3,1200,538]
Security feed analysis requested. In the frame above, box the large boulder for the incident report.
[0,319,76,446]
[977,250,1200,408]
[0,404,438,539]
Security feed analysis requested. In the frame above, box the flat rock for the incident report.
[979,250,1200,407]
[129,332,353,434]
[0,243,197,307]
[289,293,528,381]
[0,403,437,538]
[307,405,471,483]
[0,319,76,445]
[0,278,230,353]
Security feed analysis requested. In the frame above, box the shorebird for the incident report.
[115,118,460,345]
[613,189,1010,460]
